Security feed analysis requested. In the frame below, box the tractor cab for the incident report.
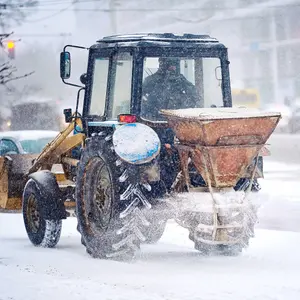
[60,33,232,135]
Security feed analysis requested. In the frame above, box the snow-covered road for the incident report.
[0,159,300,300]
[255,159,300,232]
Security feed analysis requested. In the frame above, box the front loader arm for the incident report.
[28,117,85,175]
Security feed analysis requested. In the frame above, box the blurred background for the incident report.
[1,0,300,134]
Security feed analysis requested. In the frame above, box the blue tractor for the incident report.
[21,34,271,260]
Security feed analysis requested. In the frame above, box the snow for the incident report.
[1,215,300,299]
[160,107,281,120]
[0,130,59,141]
[0,160,300,299]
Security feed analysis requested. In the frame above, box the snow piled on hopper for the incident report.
[160,107,281,120]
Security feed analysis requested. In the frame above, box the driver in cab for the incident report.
[141,57,200,121]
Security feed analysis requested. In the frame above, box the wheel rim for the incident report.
[27,194,40,233]
[86,159,113,233]
[95,164,112,227]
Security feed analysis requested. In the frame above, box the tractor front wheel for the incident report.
[22,179,62,248]
[76,134,151,260]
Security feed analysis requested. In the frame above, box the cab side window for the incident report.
[89,58,110,116]
[108,52,133,120]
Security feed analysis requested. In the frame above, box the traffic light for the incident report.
[7,40,15,59]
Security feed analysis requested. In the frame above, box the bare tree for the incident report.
[0,1,38,86]
[0,33,34,87]
[0,1,38,119]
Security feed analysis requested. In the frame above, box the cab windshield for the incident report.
[141,56,223,122]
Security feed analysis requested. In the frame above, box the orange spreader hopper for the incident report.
[160,107,281,188]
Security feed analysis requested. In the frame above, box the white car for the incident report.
[0,130,59,155]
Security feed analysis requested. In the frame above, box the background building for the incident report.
[2,0,300,108]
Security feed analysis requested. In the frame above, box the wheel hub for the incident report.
[87,162,113,232]
[27,194,40,233]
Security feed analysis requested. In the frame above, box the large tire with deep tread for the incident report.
[22,179,62,248]
[75,133,151,260]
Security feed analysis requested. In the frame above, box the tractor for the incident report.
[21,33,281,259]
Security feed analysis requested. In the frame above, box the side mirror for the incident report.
[80,73,87,85]
[60,51,71,79]
[63,108,72,123]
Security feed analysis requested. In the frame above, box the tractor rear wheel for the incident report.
[76,134,151,260]
[22,179,62,248]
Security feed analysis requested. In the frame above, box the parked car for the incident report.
[0,130,59,210]
[0,130,59,155]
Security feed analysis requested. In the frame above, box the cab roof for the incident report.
[92,33,226,50]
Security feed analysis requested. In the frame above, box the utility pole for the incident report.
[109,0,118,34]
[72,0,79,28]
[0,3,7,33]
[270,9,279,104]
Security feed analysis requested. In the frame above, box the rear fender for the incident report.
[28,170,67,220]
